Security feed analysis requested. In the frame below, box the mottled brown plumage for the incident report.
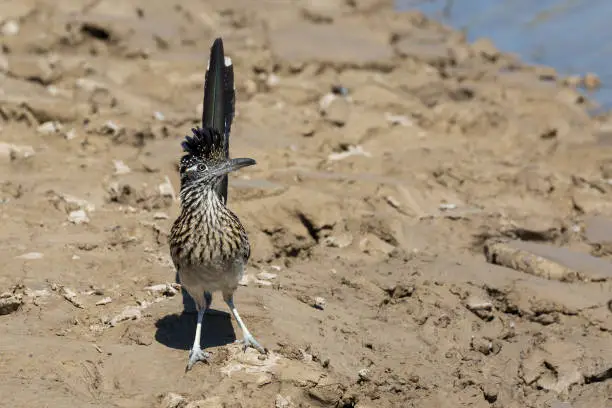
[168,38,264,371]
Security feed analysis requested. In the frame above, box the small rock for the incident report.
[465,296,494,321]
[153,212,169,220]
[471,337,501,356]
[328,145,371,161]
[153,111,165,121]
[439,203,457,211]
[59,286,84,308]
[37,121,62,135]
[322,233,353,248]
[64,128,77,140]
[266,73,280,87]
[76,77,106,92]
[253,279,273,287]
[0,293,23,315]
[24,288,50,298]
[314,297,326,310]
[15,252,44,260]
[0,143,35,160]
[113,160,131,175]
[256,272,278,280]
[145,283,179,297]
[275,394,293,408]
[256,373,272,387]
[481,383,498,403]
[359,234,395,256]
[95,297,112,306]
[60,194,95,213]
[387,284,414,299]
[385,112,412,127]
[358,368,370,382]
[103,120,122,135]
[109,305,142,327]
[68,209,90,224]
[1,20,20,36]
[160,392,186,408]
[308,384,344,406]
[321,95,350,127]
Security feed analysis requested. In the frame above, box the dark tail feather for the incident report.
[202,37,235,203]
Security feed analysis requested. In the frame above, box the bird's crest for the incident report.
[178,37,235,202]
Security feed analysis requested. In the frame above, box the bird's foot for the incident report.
[185,347,211,371]
[237,333,266,355]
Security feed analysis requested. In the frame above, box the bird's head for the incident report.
[178,126,255,191]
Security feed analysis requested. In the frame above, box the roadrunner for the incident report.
[169,37,265,371]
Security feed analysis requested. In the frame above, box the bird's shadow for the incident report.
[155,309,237,351]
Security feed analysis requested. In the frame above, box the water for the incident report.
[396,0,612,111]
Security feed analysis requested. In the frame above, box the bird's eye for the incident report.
[198,163,208,171]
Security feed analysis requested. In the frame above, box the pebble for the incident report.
[254,279,273,287]
[321,94,350,127]
[109,305,142,327]
[153,212,169,220]
[15,252,44,260]
[328,145,371,161]
[0,293,23,315]
[385,112,412,127]
[1,20,20,36]
[314,296,326,310]
[358,368,370,381]
[0,143,35,160]
[64,128,77,140]
[145,283,178,297]
[266,73,280,87]
[153,111,165,121]
[275,395,293,408]
[113,160,131,175]
[465,296,494,321]
[95,297,112,306]
[103,120,122,135]
[359,234,395,256]
[256,272,278,280]
[59,286,84,309]
[25,288,50,298]
[68,209,90,224]
[160,392,186,408]
[37,121,62,135]
[322,233,353,248]
[256,373,272,386]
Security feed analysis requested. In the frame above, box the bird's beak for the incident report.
[214,158,256,176]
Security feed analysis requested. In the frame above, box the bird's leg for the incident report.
[176,271,197,314]
[186,292,213,371]
[224,294,266,354]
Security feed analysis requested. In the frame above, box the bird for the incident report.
[169,37,266,371]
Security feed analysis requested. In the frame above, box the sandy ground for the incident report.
[1,0,611,407]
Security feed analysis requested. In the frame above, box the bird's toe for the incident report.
[186,348,211,371]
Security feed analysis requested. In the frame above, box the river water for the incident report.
[396,0,612,111]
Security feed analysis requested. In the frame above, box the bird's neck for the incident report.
[179,181,224,216]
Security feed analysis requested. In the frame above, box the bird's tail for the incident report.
[203,37,235,203]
